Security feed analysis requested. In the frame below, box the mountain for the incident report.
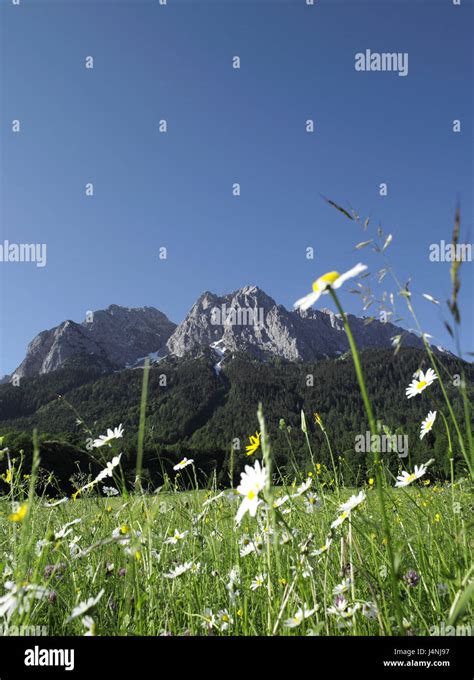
[11,305,176,380]
[9,286,432,382]
[165,284,426,363]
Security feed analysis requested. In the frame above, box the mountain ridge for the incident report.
[9,285,440,381]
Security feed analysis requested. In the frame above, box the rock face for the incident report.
[12,305,177,379]
[11,286,429,381]
[166,284,424,360]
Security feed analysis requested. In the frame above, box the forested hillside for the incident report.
[0,348,471,490]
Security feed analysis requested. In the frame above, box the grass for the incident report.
[0,459,472,636]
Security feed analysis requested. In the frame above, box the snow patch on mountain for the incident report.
[210,339,228,375]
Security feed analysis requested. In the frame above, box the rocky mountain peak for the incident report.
[10,288,432,380]
[12,305,176,380]
[166,286,426,362]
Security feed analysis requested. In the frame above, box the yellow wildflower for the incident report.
[245,432,261,456]
[313,412,325,430]
[9,503,28,522]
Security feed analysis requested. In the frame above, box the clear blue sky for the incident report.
[1,0,472,375]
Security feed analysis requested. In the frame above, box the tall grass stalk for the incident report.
[135,358,151,492]
[329,287,404,633]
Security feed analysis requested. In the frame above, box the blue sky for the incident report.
[0,0,472,375]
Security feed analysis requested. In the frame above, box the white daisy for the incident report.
[226,567,240,604]
[310,536,333,556]
[332,578,351,596]
[201,608,216,631]
[0,582,50,620]
[405,368,438,399]
[68,536,82,558]
[54,518,82,540]
[327,594,348,615]
[250,573,266,591]
[291,478,312,498]
[173,457,194,471]
[239,540,263,558]
[291,555,314,579]
[165,530,189,545]
[294,264,368,311]
[395,459,434,488]
[304,493,321,513]
[327,596,360,619]
[235,459,267,525]
[225,567,240,605]
[420,411,437,440]
[95,454,123,482]
[361,601,378,619]
[273,494,290,508]
[82,616,96,636]
[102,486,119,496]
[283,603,318,628]
[164,562,193,579]
[217,609,233,631]
[338,490,366,513]
[331,510,350,529]
[92,424,124,448]
[67,590,104,623]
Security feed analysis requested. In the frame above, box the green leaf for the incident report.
[448,580,474,626]
[322,196,354,220]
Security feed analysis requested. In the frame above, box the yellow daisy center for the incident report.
[406,474,416,483]
[247,490,256,500]
[416,380,427,391]
[312,271,340,292]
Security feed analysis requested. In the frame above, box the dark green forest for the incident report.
[0,348,471,492]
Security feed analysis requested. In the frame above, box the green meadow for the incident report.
[0,204,472,637]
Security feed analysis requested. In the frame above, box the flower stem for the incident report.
[135,358,150,492]
[329,288,404,634]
